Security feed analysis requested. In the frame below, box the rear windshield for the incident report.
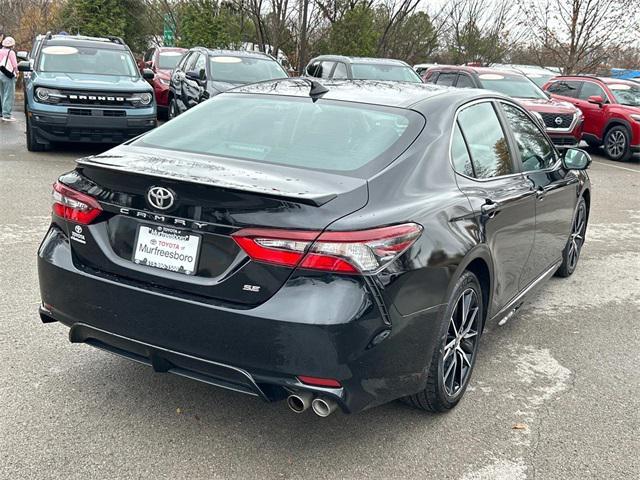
[157,51,184,70]
[38,45,138,77]
[209,56,288,84]
[477,73,547,99]
[134,94,424,175]
[351,64,422,83]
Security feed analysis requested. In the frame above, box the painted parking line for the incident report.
[592,160,640,173]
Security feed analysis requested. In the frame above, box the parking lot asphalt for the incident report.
[1,111,639,480]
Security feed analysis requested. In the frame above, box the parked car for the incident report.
[424,66,583,148]
[37,79,591,416]
[140,46,187,118]
[413,63,437,77]
[305,55,422,82]
[168,48,288,118]
[18,33,156,151]
[491,64,557,88]
[543,76,640,161]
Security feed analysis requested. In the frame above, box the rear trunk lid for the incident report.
[64,145,368,306]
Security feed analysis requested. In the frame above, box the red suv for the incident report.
[544,76,640,161]
[141,47,187,118]
[424,66,583,148]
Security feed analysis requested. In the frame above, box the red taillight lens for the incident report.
[297,376,342,388]
[232,223,422,274]
[52,181,102,225]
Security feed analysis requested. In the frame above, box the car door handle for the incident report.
[481,201,499,218]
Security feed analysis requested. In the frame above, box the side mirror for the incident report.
[186,69,206,82]
[142,68,154,80]
[587,95,604,105]
[562,148,591,170]
[17,51,29,61]
[17,60,32,72]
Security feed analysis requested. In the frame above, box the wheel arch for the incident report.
[604,118,632,137]
[448,246,494,330]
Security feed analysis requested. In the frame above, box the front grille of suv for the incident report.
[540,113,575,129]
[57,90,143,108]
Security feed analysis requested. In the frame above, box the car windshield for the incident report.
[477,73,547,99]
[157,51,184,70]
[209,56,287,84]
[351,64,422,83]
[134,94,423,175]
[38,45,138,77]
[524,73,554,88]
[609,84,640,106]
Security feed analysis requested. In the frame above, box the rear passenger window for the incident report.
[457,74,474,88]
[318,61,335,79]
[546,80,580,98]
[333,62,348,79]
[451,124,474,177]
[436,73,457,87]
[457,102,513,179]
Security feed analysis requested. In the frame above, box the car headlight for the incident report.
[138,92,153,105]
[631,114,640,123]
[35,87,64,104]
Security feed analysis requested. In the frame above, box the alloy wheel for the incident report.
[442,288,480,396]
[568,201,587,271]
[606,130,626,158]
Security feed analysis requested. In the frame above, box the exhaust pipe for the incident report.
[311,397,338,417]
[286,391,314,413]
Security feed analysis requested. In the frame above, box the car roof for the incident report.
[310,55,411,67]
[44,35,126,50]
[231,78,502,109]
[550,76,640,87]
[189,47,275,60]
[430,65,527,78]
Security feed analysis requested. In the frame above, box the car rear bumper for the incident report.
[38,225,444,414]
[29,109,157,144]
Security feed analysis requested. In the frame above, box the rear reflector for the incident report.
[297,376,342,388]
[232,223,422,274]
[52,181,102,225]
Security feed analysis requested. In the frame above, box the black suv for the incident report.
[18,34,157,151]
[305,55,422,82]
[168,48,288,118]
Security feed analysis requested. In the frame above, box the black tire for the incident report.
[403,271,483,412]
[603,126,631,161]
[168,97,179,120]
[556,197,588,278]
[26,114,46,152]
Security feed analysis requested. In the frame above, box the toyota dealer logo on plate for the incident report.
[147,186,175,210]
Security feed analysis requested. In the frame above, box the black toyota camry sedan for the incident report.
[38,79,591,416]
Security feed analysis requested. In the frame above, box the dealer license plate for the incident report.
[133,225,200,275]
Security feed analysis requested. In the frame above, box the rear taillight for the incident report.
[232,223,422,274]
[52,181,102,225]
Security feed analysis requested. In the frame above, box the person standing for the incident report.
[0,36,18,122]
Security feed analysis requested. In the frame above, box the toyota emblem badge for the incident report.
[147,186,175,210]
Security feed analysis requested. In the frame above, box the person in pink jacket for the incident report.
[0,36,18,122]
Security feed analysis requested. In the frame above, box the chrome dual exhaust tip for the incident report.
[286,391,314,413]
[311,397,337,417]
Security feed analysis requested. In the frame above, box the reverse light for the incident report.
[52,181,102,224]
[232,223,423,274]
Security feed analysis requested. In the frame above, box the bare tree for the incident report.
[523,0,639,74]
